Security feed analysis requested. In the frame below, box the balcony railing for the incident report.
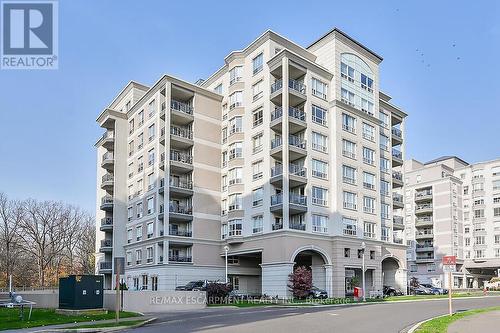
[271,80,283,94]
[290,193,307,206]
[416,243,434,249]
[289,135,306,149]
[171,100,193,115]
[393,238,404,244]
[101,217,113,227]
[171,126,193,140]
[289,164,306,177]
[102,174,114,183]
[271,165,283,177]
[102,131,114,140]
[99,262,112,270]
[102,152,114,163]
[393,193,404,203]
[169,203,193,215]
[170,151,193,164]
[343,228,357,236]
[169,177,193,190]
[270,79,306,95]
[169,229,192,237]
[272,222,283,231]
[393,216,404,225]
[290,224,306,231]
[271,107,306,122]
[415,190,433,198]
[393,171,403,182]
[392,149,403,160]
[392,127,402,139]
[416,255,434,260]
[416,204,433,211]
[169,255,192,263]
[101,196,113,205]
[271,194,282,205]
[271,137,282,149]
[100,239,112,247]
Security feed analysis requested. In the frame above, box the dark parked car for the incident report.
[410,285,433,295]
[383,285,404,296]
[175,280,205,291]
[309,286,328,299]
[420,284,448,295]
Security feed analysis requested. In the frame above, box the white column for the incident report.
[324,264,333,297]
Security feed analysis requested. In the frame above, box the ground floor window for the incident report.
[142,274,148,290]
[151,276,158,291]
[229,276,240,290]
[133,277,139,290]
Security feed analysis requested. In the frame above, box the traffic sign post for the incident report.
[442,256,456,316]
[114,257,125,323]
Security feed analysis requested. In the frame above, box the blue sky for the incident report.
[0,0,499,212]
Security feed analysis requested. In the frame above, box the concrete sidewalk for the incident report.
[1,316,152,333]
[447,310,500,333]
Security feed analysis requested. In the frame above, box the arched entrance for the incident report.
[291,246,332,296]
[382,256,403,291]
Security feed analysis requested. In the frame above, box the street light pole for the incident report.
[361,242,366,302]
[224,245,229,283]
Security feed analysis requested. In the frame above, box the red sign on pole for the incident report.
[443,256,456,265]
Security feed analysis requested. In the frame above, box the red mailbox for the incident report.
[354,287,361,298]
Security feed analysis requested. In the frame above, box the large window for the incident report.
[381,203,390,220]
[252,132,263,153]
[362,123,375,141]
[342,139,356,159]
[252,108,263,127]
[341,88,355,107]
[363,196,376,214]
[229,116,242,134]
[312,159,328,179]
[364,222,375,238]
[312,132,328,153]
[229,66,242,85]
[312,186,328,206]
[342,217,357,236]
[228,193,242,211]
[252,187,263,207]
[311,105,327,125]
[228,142,243,159]
[363,147,375,165]
[341,62,355,82]
[342,113,356,133]
[343,191,357,210]
[380,180,390,196]
[228,219,242,236]
[252,53,263,74]
[380,157,390,173]
[229,91,243,109]
[228,167,242,185]
[361,98,374,116]
[342,165,356,185]
[252,215,263,233]
[360,73,373,93]
[311,78,327,99]
[252,80,263,101]
[252,160,263,180]
[380,134,390,151]
[363,172,376,190]
[312,214,328,233]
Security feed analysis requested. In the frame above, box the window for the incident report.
[146,223,154,239]
[311,78,327,99]
[381,203,390,220]
[427,264,436,272]
[312,214,328,233]
[364,222,375,238]
[311,105,327,125]
[252,108,263,127]
[127,206,133,221]
[342,113,356,133]
[214,83,223,94]
[136,249,142,264]
[228,256,239,265]
[381,227,390,241]
[136,225,142,241]
[380,157,390,173]
[362,123,375,141]
[229,91,243,109]
[370,250,375,260]
[252,215,263,233]
[147,196,154,214]
[474,209,485,218]
[148,124,155,141]
[148,148,155,166]
[128,140,134,156]
[342,139,356,159]
[228,193,242,211]
[127,229,132,243]
[129,119,134,134]
[148,173,155,189]
[221,199,227,216]
[360,98,374,116]
[379,112,389,128]
[380,134,389,151]
[252,80,263,101]
[252,187,263,207]
[360,73,373,92]
[141,274,148,290]
[136,202,143,218]
[344,248,351,258]
[229,66,242,85]
[137,178,143,195]
[341,62,355,82]
[222,151,228,167]
[342,165,356,185]
[341,88,355,106]
[252,160,263,180]
[137,156,143,173]
[363,147,375,165]
[494,180,500,190]
[494,197,500,204]
[228,167,243,185]
[380,180,390,196]
[229,116,242,134]
[465,238,471,246]
[475,236,485,245]
[228,219,242,236]
[137,133,144,149]
[342,217,357,236]
[151,276,158,291]
[138,110,144,125]
[363,196,376,214]
[343,191,357,210]
[312,187,328,206]
[252,53,263,74]
[475,250,485,258]
[146,247,153,263]
[495,207,500,217]
[252,132,263,153]
[312,159,328,179]
[126,252,132,266]
[312,132,327,153]
[363,172,376,190]
[228,142,243,159]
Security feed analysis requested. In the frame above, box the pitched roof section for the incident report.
[425,156,469,166]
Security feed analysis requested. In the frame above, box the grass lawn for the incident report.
[416,306,500,333]
[0,308,141,331]
[68,319,147,330]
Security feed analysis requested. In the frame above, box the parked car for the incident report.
[420,283,448,295]
[308,286,328,299]
[410,285,433,295]
[175,280,205,291]
[383,285,404,296]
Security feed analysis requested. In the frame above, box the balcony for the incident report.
[289,135,307,160]
[270,193,307,215]
[101,152,114,170]
[415,216,433,228]
[290,223,306,231]
[169,176,194,197]
[100,196,113,211]
[391,127,403,145]
[169,202,193,222]
[416,231,434,240]
[169,227,192,237]
[159,178,165,194]
[270,79,307,106]
[272,222,283,231]
[270,106,307,134]
[100,217,113,232]
[415,255,435,263]
[158,204,164,220]
[170,100,194,125]
[289,165,307,187]
[99,239,112,253]
[392,149,403,166]
[168,255,192,263]
[393,237,404,244]
[415,189,433,202]
[101,173,114,191]
[170,151,193,173]
[416,244,434,252]
[160,153,165,170]
[392,171,404,188]
[170,125,194,149]
[160,101,166,119]
[101,131,114,150]
[393,193,404,208]
[415,204,433,215]
[393,216,404,230]
[99,261,112,273]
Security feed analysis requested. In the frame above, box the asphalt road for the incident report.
[131,296,500,333]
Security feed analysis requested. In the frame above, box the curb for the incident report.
[404,314,449,333]
[31,317,156,333]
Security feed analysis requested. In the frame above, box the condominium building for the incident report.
[95,28,408,297]
[405,156,500,289]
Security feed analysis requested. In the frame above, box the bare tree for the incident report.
[75,213,96,274]
[0,193,23,287]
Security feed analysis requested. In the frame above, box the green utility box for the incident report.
[59,275,104,309]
